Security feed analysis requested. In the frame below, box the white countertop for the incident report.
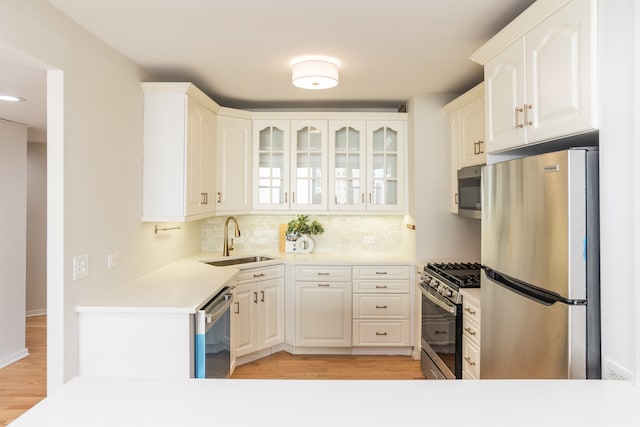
[10,377,640,427]
[75,255,238,314]
[75,252,417,314]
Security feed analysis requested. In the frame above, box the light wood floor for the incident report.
[0,316,47,427]
[232,351,424,380]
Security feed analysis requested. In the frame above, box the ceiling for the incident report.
[1,0,536,143]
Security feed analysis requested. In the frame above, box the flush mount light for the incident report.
[0,94,25,102]
[292,59,339,90]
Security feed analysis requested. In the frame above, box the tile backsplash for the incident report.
[201,215,412,257]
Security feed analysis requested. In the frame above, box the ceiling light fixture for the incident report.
[0,94,24,102]
[292,59,339,90]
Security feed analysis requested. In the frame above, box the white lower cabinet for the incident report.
[352,266,411,347]
[233,265,285,358]
[460,288,481,379]
[294,266,352,347]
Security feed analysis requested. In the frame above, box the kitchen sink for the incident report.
[204,256,275,267]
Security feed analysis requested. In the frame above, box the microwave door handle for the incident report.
[420,285,457,315]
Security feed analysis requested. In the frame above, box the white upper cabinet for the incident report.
[216,112,252,213]
[474,0,597,153]
[141,83,218,222]
[328,121,367,211]
[443,83,485,214]
[366,121,405,212]
[290,120,328,211]
[253,120,291,210]
[253,114,407,213]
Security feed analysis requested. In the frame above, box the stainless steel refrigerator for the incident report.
[481,149,600,379]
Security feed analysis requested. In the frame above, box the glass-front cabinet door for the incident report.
[290,120,327,211]
[329,121,366,211]
[366,121,405,211]
[253,120,290,210]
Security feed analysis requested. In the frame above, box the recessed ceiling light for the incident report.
[0,94,25,102]
[292,59,339,90]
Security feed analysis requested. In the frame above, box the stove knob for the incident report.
[432,280,439,289]
[444,289,453,298]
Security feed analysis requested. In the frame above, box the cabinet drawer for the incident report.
[295,265,351,281]
[462,335,480,379]
[352,265,410,280]
[352,320,410,346]
[353,294,410,318]
[462,315,481,347]
[462,296,481,324]
[353,280,410,293]
[236,264,284,284]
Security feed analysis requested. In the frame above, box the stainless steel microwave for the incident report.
[457,166,482,219]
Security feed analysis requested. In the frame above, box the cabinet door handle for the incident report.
[284,192,288,203]
[376,332,388,336]
[375,305,388,309]
[205,192,208,204]
[455,192,458,205]
[217,192,222,203]
[234,301,240,314]
[464,307,476,315]
[318,283,330,287]
[361,193,365,204]
[253,292,258,304]
[253,273,265,278]
[464,327,476,336]
[292,192,296,203]
[478,141,484,154]
[375,285,388,289]
[464,356,476,366]
[260,290,265,302]
[201,192,206,204]
[473,141,479,155]
[524,104,533,126]
[515,106,524,129]
[369,193,372,204]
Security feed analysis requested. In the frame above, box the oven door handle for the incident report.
[419,284,457,315]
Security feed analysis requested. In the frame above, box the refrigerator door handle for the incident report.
[483,267,586,306]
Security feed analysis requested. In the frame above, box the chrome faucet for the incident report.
[223,216,241,256]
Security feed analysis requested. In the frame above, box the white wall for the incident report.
[598,0,639,381]
[407,94,481,262]
[0,0,202,391]
[0,120,28,368]
[26,142,47,316]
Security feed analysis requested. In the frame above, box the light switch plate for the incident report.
[107,252,120,268]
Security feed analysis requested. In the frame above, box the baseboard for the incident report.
[26,309,47,317]
[0,348,30,369]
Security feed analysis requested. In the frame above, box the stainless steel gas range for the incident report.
[418,262,481,379]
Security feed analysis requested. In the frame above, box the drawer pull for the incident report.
[376,332,388,336]
[260,290,265,302]
[318,283,330,287]
[464,356,476,366]
[253,292,258,304]
[435,330,447,335]
[464,327,476,336]
[317,272,330,276]
[253,273,265,278]
[375,305,388,309]
[375,285,388,289]
[464,307,477,315]
[375,272,388,275]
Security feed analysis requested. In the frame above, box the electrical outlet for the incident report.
[363,236,376,245]
[73,254,89,280]
[107,252,120,268]
[603,358,634,381]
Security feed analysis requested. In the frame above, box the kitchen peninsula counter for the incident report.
[11,377,640,426]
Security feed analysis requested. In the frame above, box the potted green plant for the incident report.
[285,214,324,253]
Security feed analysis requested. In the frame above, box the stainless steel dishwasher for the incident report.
[195,286,234,378]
